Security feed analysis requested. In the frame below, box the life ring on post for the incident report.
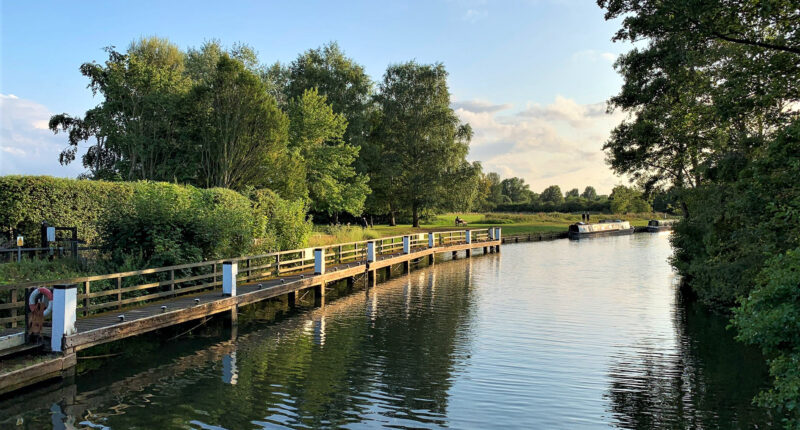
[28,287,53,317]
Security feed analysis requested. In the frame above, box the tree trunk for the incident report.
[681,200,690,219]
[389,211,396,226]
[412,204,420,228]
[334,212,339,225]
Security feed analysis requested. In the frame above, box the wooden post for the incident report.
[428,232,435,248]
[404,260,411,273]
[275,254,281,276]
[117,276,122,309]
[495,227,502,252]
[338,245,343,264]
[428,254,434,265]
[366,241,376,263]
[83,281,90,317]
[403,235,410,254]
[287,291,296,308]
[367,270,376,288]
[346,276,354,291]
[246,258,251,281]
[452,251,457,259]
[170,269,175,295]
[9,288,17,328]
[52,284,77,352]
[314,283,325,307]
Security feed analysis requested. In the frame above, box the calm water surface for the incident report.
[0,233,773,428]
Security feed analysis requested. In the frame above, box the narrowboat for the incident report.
[568,220,634,240]
[647,219,677,232]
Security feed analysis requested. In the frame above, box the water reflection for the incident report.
[0,234,773,429]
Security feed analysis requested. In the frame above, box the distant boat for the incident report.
[647,219,678,232]
[568,220,634,240]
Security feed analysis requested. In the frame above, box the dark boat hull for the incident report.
[568,228,635,240]
[646,225,673,232]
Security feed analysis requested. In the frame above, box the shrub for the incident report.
[249,189,312,252]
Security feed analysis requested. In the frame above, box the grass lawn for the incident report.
[309,212,666,246]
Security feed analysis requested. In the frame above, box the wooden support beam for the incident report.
[287,291,296,308]
[314,283,325,307]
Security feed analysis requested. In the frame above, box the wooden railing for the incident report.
[0,229,496,328]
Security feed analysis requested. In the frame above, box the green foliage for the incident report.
[734,248,800,427]
[610,185,652,214]
[371,61,472,226]
[249,189,312,251]
[540,185,564,204]
[288,88,369,216]
[0,175,132,245]
[501,177,533,204]
[190,55,289,190]
[0,258,92,285]
[581,186,598,200]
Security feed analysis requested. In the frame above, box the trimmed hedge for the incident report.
[0,176,311,266]
[0,176,132,246]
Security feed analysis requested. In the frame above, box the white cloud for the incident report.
[0,94,85,177]
[572,49,617,63]
[454,96,628,194]
[451,99,512,113]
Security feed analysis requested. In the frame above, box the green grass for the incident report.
[308,212,668,245]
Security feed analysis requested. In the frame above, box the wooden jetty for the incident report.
[0,228,502,395]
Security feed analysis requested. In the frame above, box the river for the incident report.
[0,233,774,428]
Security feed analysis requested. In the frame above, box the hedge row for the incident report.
[494,199,612,213]
[0,176,311,267]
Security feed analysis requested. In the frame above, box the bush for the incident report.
[0,176,312,269]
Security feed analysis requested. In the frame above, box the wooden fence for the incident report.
[0,229,488,328]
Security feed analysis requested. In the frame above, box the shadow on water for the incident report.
[605,287,774,429]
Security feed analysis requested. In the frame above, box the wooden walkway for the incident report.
[0,229,501,395]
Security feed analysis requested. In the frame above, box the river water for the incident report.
[0,233,774,428]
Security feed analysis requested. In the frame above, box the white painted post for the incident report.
[488,228,494,240]
[51,284,77,352]
[495,227,502,241]
[366,241,376,262]
[403,236,410,254]
[428,232,435,248]
[314,248,325,274]
[465,230,472,244]
[223,261,238,296]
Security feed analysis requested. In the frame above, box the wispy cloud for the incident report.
[454,96,627,193]
[451,99,511,113]
[0,94,85,177]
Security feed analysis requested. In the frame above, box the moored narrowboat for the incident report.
[568,220,634,240]
[647,219,677,232]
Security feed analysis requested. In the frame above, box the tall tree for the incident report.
[373,62,472,227]
[190,55,289,190]
[50,37,191,181]
[565,188,580,198]
[288,88,369,219]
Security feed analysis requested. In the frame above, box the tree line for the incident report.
[599,0,800,425]
[51,38,660,229]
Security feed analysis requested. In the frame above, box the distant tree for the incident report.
[486,172,504,207]
[610,185,652,213]
[288,88,369,219]
[540,185,564,204]
[565,188,580,198]
[581,186,598,200]
[372,61,472,226]
[501,177,532,203]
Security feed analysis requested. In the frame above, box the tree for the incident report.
[501,177,532,203]
[373,61,472,227]
[610,185,651,214]
[286,43,373,151]
[581,186,598,200]
[190,55,289,190]
[565,188,580,198]
[540,185,564,204]
[50,37,191,181]
[288,88,369,218]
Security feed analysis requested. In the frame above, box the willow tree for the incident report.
[373,62,472,227]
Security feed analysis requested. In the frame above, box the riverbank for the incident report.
[308,212,664,246]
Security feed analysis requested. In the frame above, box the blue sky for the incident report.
[0,0,631,193]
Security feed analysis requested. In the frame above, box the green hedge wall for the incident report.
[0,176,311,266]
